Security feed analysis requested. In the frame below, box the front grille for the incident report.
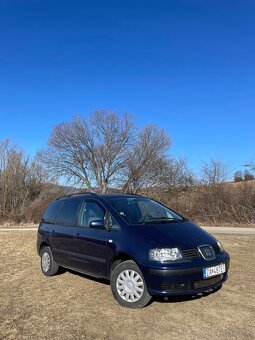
[194,274,223,289]
[181,248,201,260]
[182,244,221,260]
[161,274,224,292]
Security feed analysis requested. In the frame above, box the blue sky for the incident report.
[0,0,254,176]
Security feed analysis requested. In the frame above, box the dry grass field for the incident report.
[0,231,254,340]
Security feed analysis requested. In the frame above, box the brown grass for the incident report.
[161,180,255,226]
[0,231,254,339]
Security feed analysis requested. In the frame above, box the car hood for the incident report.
[130,221,216,250]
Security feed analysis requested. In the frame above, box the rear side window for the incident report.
[42,201,63,224]
[54,199,81,226]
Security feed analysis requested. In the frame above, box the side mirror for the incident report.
[89,220,105,229]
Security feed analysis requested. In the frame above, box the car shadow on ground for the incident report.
[64,268,222,304]
[64,268,110,286]
[153,285,222,304]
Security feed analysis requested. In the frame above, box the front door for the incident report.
[72,200,108,277]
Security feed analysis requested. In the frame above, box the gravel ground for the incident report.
[0,232,254,340]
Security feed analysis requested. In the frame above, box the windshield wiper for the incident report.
[137,217,184,224]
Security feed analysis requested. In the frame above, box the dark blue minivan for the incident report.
[37,193,230,308]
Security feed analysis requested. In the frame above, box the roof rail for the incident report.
[57,192,98,200]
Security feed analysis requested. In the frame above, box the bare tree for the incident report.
[39,111,135,193]
[234,170,243,182]
[240,162,255,181]
[247,161,255,172]
[244,170,254,181]
[157,158,194,195]
[200,158,228,185]
[121,125,171,193]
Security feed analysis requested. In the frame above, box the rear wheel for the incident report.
[40,246,59,276]
[110,260,152,308]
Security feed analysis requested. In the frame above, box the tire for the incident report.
[110,260,152,308]
[40,246,59,277]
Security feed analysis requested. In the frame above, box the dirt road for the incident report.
[1,226,255,235]
[202,226,255,235]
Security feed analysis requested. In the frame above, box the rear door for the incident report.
[72,200,108,277]
[50,198,81,267]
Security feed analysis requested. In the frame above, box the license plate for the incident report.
[203,263,226,279]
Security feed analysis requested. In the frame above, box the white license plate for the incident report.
[203,263,226,279]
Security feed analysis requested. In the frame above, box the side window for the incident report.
[42,201,63,224]
[54,199,81,226]
[78,201,106,227]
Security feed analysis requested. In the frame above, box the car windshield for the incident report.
[105,197,184,224]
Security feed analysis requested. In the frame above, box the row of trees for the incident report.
[0,139,42,222]
[234,170,255,182]
[0,110,254,225]
[0,139,64,223]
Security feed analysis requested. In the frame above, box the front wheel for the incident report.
[110,260,152,308]
[40,246,59,276]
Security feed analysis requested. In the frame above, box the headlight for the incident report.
[217,241,225,253]
[149,248,183,262]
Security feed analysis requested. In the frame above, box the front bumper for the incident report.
[138,253,230,296]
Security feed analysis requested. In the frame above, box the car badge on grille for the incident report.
[198,245,215,260]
